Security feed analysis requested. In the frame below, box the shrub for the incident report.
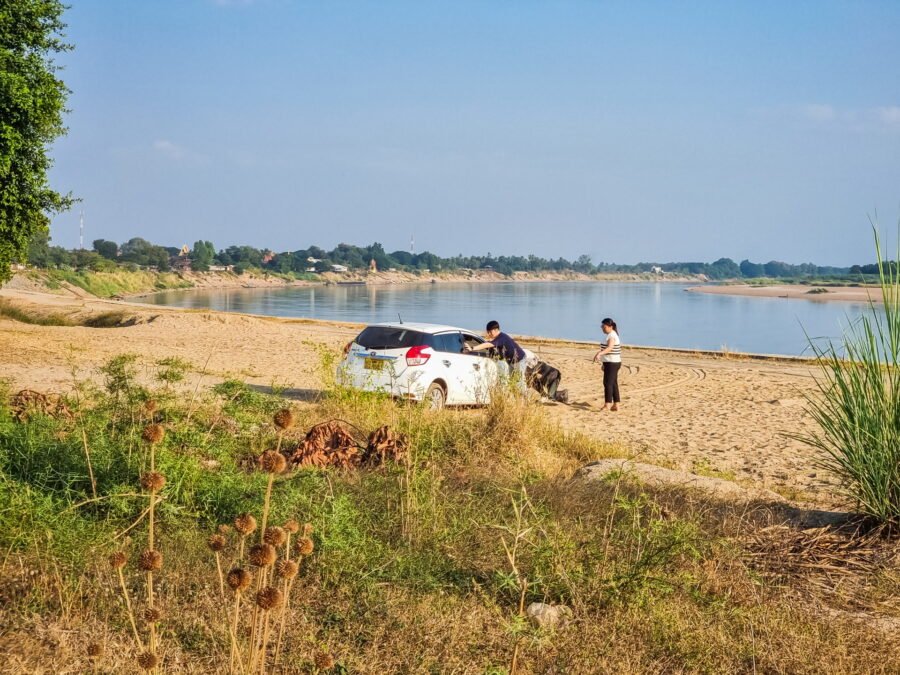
[799,227,900,522]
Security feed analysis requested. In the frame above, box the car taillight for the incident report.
[343,341,352,356]
[406,345,432,366]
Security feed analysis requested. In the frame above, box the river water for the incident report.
[143,282,875,356]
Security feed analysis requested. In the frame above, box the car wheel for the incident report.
[424,382,446,410]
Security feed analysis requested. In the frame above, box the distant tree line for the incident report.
[18,232,898,280]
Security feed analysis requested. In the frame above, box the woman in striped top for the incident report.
[592,317,621,411]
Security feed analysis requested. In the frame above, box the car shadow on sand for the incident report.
[246,384,322,402]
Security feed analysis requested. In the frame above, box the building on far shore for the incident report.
[331,264,348,273]
[171,256,192,272]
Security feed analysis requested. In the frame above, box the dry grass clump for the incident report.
[9,389,73,422]
[289,421,361,468]
[742,522,900,613]
[286,420,409,469]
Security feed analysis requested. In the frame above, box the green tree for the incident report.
[739,259,764,278]
[708,257,741,279]
[190,240,215,271]
[93,238,118,260]
[119,237,154,265]
[0,0,74,283]
[574,254,594,273]
[26,229,51,266]
[147,246,170,272]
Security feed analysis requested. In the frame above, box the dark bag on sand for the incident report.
[526,361,562,399]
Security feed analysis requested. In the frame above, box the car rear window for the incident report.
[355,326,435,350]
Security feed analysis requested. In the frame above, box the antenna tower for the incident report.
[410,234,415,255]
[79,210,84,249]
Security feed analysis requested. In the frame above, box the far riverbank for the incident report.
[686,283,883,303]
[7,267,704,300]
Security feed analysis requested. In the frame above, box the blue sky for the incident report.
[48,1,900,265]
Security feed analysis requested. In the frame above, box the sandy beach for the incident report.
[687,283,883,303]
[0,286,831,504]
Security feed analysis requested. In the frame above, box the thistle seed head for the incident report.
[140,471,166,493]
[302,522,314,536]
[143,399,158,414]
[141,423,165,445]
[273,408,295,430]
[295,536,314,557]
[263,526,287,548]
[276,559,299,580]
[207,534,227,552]
[249,543,277,567]
[226,567,252,592]
[283,519,300,534]
[234,513,257,536]
[138,549,163,572]
[255,586,283,611]
[108,551,127,570]
[86,643,104,658]
[217,523,232,536]
[142,607,164,623]
[259,450,287,474]
[315,652,336,670]
[136,651,159,670]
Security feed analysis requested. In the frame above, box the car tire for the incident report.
[424,382,446,410]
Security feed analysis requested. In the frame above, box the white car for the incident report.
[336,322,509,409]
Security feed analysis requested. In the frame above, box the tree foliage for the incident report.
[93,238,118,260]
[0,0,73,283]
[190,240,215,271]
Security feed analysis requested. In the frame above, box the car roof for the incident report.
[364,322,479,335]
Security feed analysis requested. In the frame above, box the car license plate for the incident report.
[364,357,384,371]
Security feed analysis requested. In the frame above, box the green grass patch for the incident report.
[47,269,193,298]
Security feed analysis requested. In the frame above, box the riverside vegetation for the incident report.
[3,230,900,672]
[1,344,899,673]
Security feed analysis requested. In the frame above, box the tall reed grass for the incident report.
[800,227,900,522]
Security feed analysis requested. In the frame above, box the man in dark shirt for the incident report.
[466,320,528,392]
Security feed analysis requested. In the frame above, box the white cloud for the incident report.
[874,106,900,127]
[153,140,207,163]
[798,103,836,122]
[754,104,900,132]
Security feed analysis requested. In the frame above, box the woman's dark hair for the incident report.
[601,317,618,333]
